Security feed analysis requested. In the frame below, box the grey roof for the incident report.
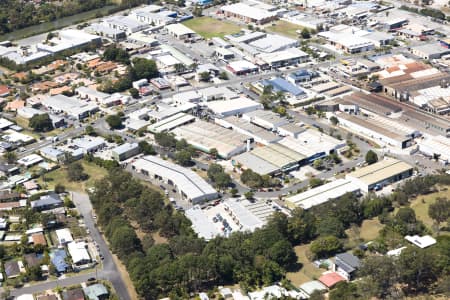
[299,280,327,295]
[335,252,361,273]
[83,283,109,300]
[233,151,279,175]
[31,193,62,209]
[41,146,64,158]
[4,260,19,277]
[112,142,139,156]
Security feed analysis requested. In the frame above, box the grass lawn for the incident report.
[266,20,302,38]
[360,218,384,241]
[410,186,450,230]
[38,161,108,193]
[183,17,242,39]
[286,244,325,286]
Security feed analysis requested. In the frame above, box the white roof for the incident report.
[17,154,44,167]
[166,23,195,36]
[148,112,195,133]
[0,118,13,129]
[206,97,262,115]
[221,3,277,21]
[249,34,298,53]
[279,130,344,157]
[286,179,360,209]
[418,135,450,162]
[224,199,272,231]
[405,235,436,248]
[67,241,91,264]
[132,156,218,201]
[3,129,34,143]
[157,54,181,66]
[227,60,258,72]
[257,48,308,64]
[55,228,73,244]
[185,205,221,240]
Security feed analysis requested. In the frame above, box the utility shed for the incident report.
[346,157,413,192]
[132,156,218,204]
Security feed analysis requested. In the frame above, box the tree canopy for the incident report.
[29,113,53,132]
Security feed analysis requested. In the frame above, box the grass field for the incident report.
[183,17,242,38]
[266,20,302,38]
[286,244,325,286]
[38,161,108,192]
[360,218,384,241]
[410,186,450,229]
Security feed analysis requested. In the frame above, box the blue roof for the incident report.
[50,249,68,273]
[263,77,305,96]
[31,193,62,209]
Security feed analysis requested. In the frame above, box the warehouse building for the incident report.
[249,34,299,53]
[166,23,197,40]
[336,113,416,149]
[418,135,450,164]
[256,48,309,68]
[411,43,450,60]
[172,120,251,159]
[346,158,413,192]
[132,156,218,203]
[226,60,259,75]
[41,95,99,120]
[71,136,106,154]
[205,97,263,118]
[215,116,282,145]
[112,143,141,161]
[148,113,195,133]
[220,3,277,25]
[243,110,289,131]
[286,179,360,210]
[233,143,305,175]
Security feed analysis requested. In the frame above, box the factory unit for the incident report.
[132,156,219,204]
[41,95,99,120]
[256,48,309,68]
[233,143,305,175]
[220,3,277,25]
[285,179,360,210]
[205,97,263,117]
[112,143,141,161]
[336,113,415,149]
[215,116,282,145]
[165,23,197,40]
[418,135,450,164]
[346,158,413,192]
[242,110,289,131]
[172,120,252,159]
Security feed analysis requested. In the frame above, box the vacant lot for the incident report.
[410,186,450,230]
[266,20,302,38]
[360,218,384,241]
[183,17,242,38]
[38,161,108,192]
[286,244,325,286]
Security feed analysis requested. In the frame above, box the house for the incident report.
[0,190,20,202]
[31,193,63,211]
[0,162,19,177]
[40,146,65,162]
[67,241,91,266]
[0,85,10,97]
[405,235,436,248]
[50,249,69,273]
[62,288,85,300]
[31,232,47,246]
[4,260,21,278]
[55,228,73,245]
[318,272,346,288]
[334,252,361,280]
[83,283,109,300]
[24,253,42,268]
[37,294,58,300]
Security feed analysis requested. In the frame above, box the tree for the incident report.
[365,150,378,165]
[103,45,130,64]
[29,113,53,132]
[85,125,96,136]
[54,184,66,194]
[230,188,238,197]
[218,71,229,80]
[105,114,123,129]
[313,158,323,170]
[398,247,438,292]
[129,87,139,99]
[4,151,17,164]
[310,235,343,258]
[199,71,211,82]
[175,150,192,166]
[131,57,158,80]
[67,162,88,182]
[301,28,311,39]
[310,178,325,188]
[139,141,156,155]
[244,191,254,199]
[359,255,399,299]
[330,116,339,126]
[317,216,346,238]
[329,282,360,300]
[209,148,218,158]
[27,265,43,281]
[192,5,203,17]
[428,197,450,234]
[154,132,177,148]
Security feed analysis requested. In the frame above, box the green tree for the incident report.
[365,150,378,165]
[154,132,177,148]
[199,71,211,82]
[105,114,123,129]
[310,235,343,258]
[244,191,254,199]
[317,216,346,238]
[131,57,159,80]
[359,255,399,299]
[67,162,88,182]
[129,87,139,99]
[428,197,450,234]
[209,148,218,158]
[175,150,192,166]
[29,113,53,132]
[4,151,17,164]
[218,71,229,80]
[27,265,43,281]
[310,178,325,188]
[139,141,156,155]
[301,28,311,39]
[329,282,360,300]
[330,116,339,126]
[85,125,96,136]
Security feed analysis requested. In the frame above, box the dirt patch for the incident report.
[286,244,325,286]
[152,231,168,244]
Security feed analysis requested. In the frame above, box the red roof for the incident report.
[318,272,346,288]
[0,85,9,96]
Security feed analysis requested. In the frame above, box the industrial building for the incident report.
[71,136,106,154]
[256,48,309,68]
[41,95,99,120]
[418,135,450,164]
[132,156,219,204]
[148,113,195,133]
[226,60,259,75]
[220,3,277,25]
[248,34,299,53]
[346,158,413,192]
[215,116,282,145]
[103,16,149,34]
[205,97,262,117]
[411,43,450,60]
[112,143,141,161]
[166,23,197,40]
[285,179,360,210]
[336,113,416,149]
[172,120,251,159]
[233,143,305,175]
[242,110,289,131]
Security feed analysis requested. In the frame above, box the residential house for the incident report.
[4,260,21,278]
[83,283,109,300]
[334,253,361,280]
[30,193,63,211]
[50,249,69,273]
[24,253,42,268]
[55,228,74,245]
[62,288,85,300]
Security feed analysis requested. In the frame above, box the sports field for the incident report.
[183,17,242,39]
